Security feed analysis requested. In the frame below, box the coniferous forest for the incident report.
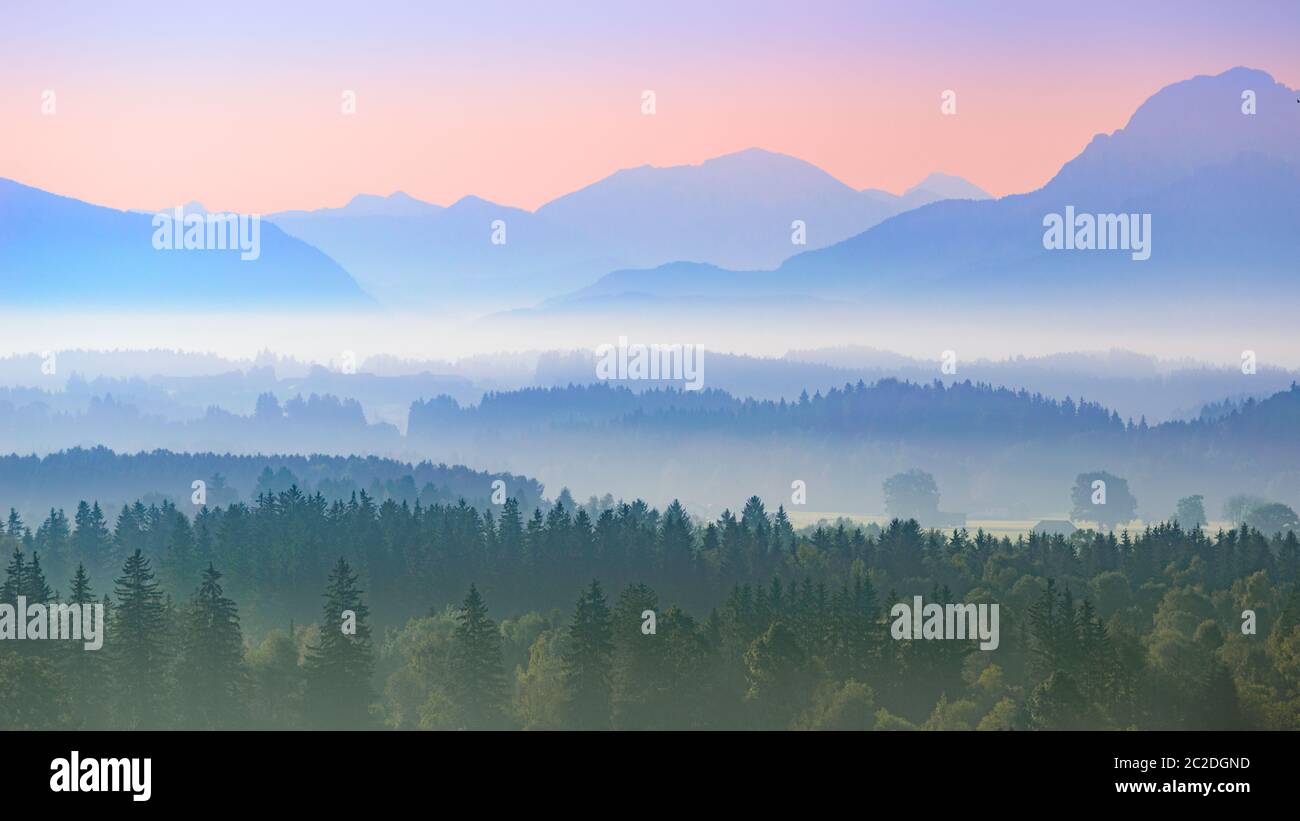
[2,485,1298,731]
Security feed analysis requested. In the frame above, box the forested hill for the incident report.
[3,381,1297,518]
[404,380,1300,517]
[0,447,543,518]
[410,378,1300,445]
[410,378,1129,440]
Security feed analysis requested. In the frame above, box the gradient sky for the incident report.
[2,0,1298,214]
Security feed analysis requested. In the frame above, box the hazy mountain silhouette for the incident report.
[0,179,375,309]
[268,192,612,310]
[535,148,987,270]
[554,68,1298,312]
[267,148,986,310]
[3,145,987,313]
[863,171,992,210]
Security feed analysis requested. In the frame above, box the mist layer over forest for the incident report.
[0,348,1295,524]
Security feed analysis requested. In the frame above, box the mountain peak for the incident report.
[342,191,441,217]
[1121,66,1290,136]
[698,147,842,178]
[707,146,799,163]
[1045,65,1299,199]
[903,173,990,201]
[448,193,515,213]
[597,147,841,186]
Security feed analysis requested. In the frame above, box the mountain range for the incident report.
[551,68,1299,315]
[1,149,986,311]
[264,150,988,310]
[3,66,1293,322]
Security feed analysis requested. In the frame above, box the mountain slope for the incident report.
[0,179,375,309]
[554,67,1299,310]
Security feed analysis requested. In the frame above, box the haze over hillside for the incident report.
[530,68,1299,352]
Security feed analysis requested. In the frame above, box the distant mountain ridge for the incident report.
[551,67,1299,314]
[0,178,376,309]
[2,146,987,312]
[265,149,987,310]
[533,148,988,271]
[16,64,1287,319]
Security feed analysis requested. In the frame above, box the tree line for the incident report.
[2,487,1299,729]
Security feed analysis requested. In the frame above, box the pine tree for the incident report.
[303,557,374,728]
[62,564,107,728]
[450,584,506,728]
[497,497,525,564]
[524,508,545,567]
[109,549,170,729]
[562,579,614,729]
[162,514,197,593]
[111,505,142,576]
[175,563,245,728]
[73,501,111,582]
[1,548,27,604]
[659,501,694,580]
[1027,579,1073,680]
[34,510,70,592]
[610,582,667,728]
[25,551,54,604]
[69,563,94,606]
[5,509,23,537]
[1073,597,1122,722]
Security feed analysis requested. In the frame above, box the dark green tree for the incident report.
[743,620,813,729]
[610,582,667,728]
[303,557,374,728]
[562,579,614,729]
[0,548,26,604]
[176,563,245,728]
[450,584,506,728]
[109,549,171,728]
[883,470,941,522]
[62,563,107,728]
[1070,471,1137,530]
[73,501,111,578]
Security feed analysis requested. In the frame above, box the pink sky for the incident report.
[1,1,1297,213]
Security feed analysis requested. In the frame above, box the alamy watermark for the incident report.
[890,594,999,650]
[0,597,104,650]
[151,207,261,261]
[50,751,151,801]
[1042,206,1150,261]
[595,336,704,391]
